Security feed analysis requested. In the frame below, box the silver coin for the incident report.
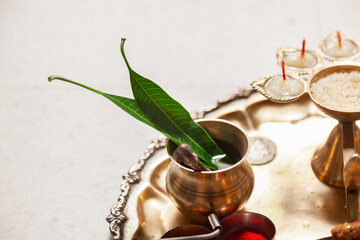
[247,136,277,165]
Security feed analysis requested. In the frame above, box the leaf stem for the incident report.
[120,38,133,71]
[48,75,103,95]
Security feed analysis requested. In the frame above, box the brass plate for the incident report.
[107,91,352,240]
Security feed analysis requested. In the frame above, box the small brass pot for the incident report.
[165,119,255,223]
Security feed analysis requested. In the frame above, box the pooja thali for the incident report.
[107,31,360,240]
[107,90,352,240]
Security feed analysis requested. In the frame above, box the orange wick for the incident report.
[337,31,342,47]
[301,39,306,58]
[281,61,286,81]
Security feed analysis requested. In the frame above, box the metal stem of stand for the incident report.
[160,213,222,240]
[342,122,360,222]
[311,121,360,222]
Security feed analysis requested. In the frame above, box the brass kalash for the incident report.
[166,119,254,223]
[163,119,255,239]
[252,31,360,222]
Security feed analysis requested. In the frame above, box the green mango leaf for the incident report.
[48,75,222,169]
[48,75,164,133]
[120,38,224,169]
[48,39,226,170]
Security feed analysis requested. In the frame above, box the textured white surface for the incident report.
[1,0,360,239]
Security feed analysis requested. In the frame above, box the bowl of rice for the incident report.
[308,62,360,122]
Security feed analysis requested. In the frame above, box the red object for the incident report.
[220,212,276,240]
[281,61,286,80]
[224,228,267,240]
[301,39,306,58]
[337,31,342,47]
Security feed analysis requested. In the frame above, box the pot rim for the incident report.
[167,118,250,174]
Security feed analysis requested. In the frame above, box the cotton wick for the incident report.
[282,61,286,81]
[301,39,306,58]
[337,31,342,47]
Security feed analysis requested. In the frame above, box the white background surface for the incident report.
[1,0,360,239]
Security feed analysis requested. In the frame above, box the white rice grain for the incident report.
[310,71,360,112]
